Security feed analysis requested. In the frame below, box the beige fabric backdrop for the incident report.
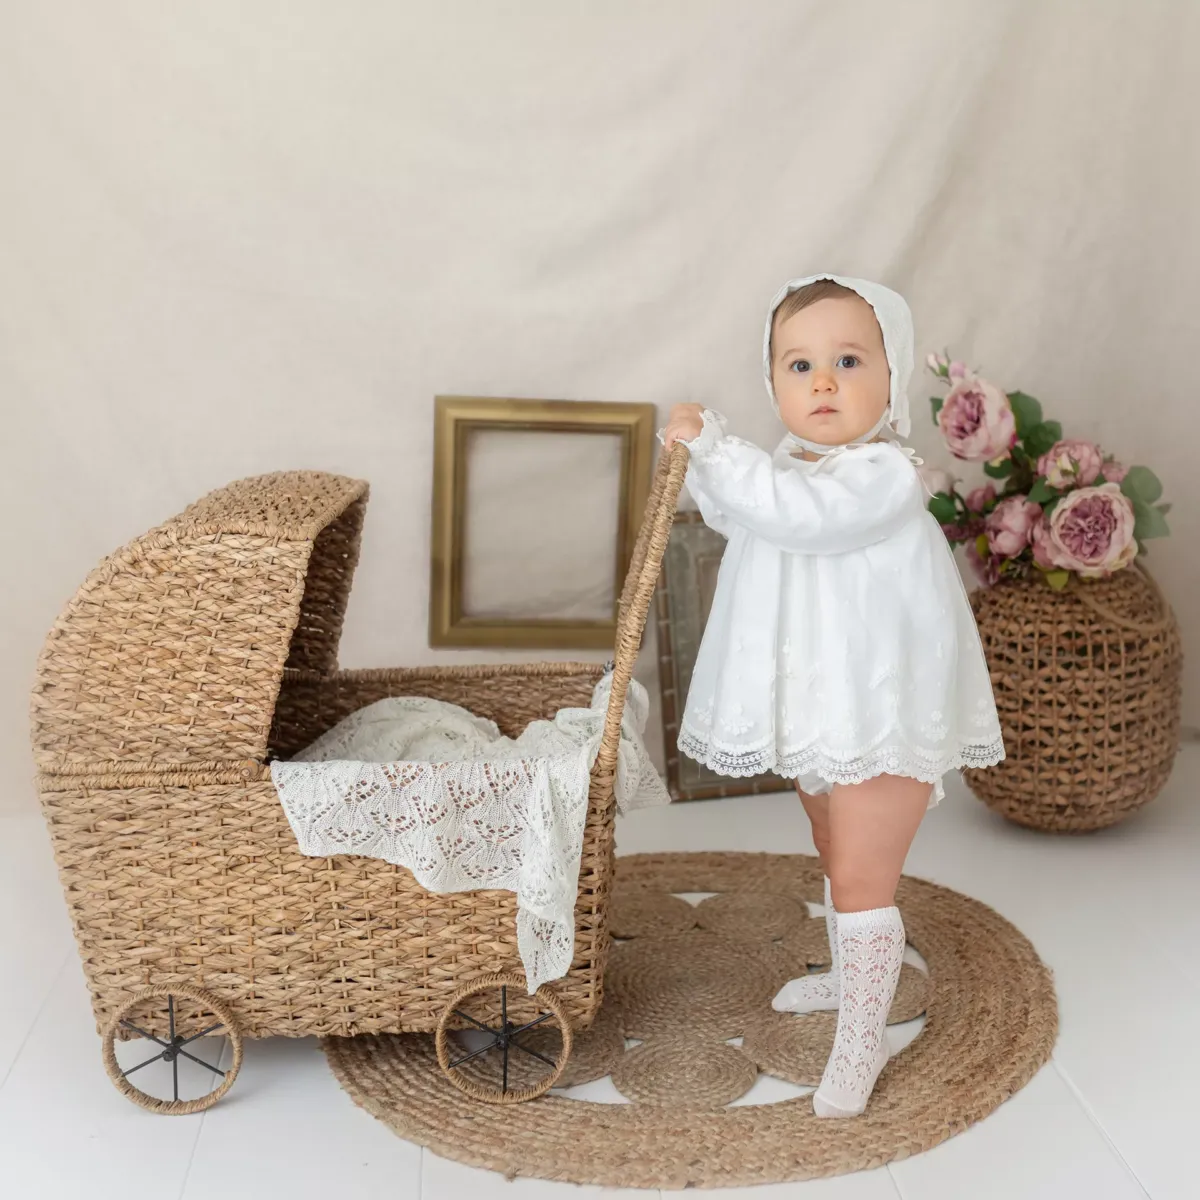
[3,0,1197,818]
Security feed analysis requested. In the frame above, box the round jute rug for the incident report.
[323,852,1057,1189]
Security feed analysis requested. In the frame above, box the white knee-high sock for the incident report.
[771,876,840,1013]
[812,904,905,1118]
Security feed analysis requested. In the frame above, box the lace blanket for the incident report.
[270,673,668,992]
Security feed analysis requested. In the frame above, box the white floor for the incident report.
[3,751,1197,1200]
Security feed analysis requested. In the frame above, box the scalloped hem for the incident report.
[678,726,1005,793]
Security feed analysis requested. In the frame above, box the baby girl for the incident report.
[662,273,1004,1118]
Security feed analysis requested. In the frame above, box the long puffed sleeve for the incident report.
[679,410,925,554]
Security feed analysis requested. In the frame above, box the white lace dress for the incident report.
[678,410,1004,804]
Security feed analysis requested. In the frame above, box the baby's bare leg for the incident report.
[795,782,831,871]
[814,774,932,1119]
[826,774,930,912]
[771,781,839,1014]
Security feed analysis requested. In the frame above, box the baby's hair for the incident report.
[770,279,862,362]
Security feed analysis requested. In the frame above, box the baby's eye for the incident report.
[789,360,811,373]
[838,355,860,369]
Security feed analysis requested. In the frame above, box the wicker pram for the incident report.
[31,447,688,1113]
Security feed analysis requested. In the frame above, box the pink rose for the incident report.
[937,514,983,541]
[985,495,1042,558]
[965,539,1000,587]
[942,516,984,543]
[1036,439,1104,489]
[1101,459,1128,484]
[1030,515,1057,570]
[948,360,969,380]
[937,376,1016,462]
[1035,484,1137,578]
[917,464,957,496]
[965,484,997,513]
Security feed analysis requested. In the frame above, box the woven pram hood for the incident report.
[31,471,369,775]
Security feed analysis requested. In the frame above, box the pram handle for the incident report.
[594,442,690,785]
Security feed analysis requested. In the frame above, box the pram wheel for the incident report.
[435,971,572,1103]
[101,985,243,1114]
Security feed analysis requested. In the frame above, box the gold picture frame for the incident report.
[430,395,657,648]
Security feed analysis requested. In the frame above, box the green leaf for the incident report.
[1133,501,1170,540]
[1120,466,1163,505]
[975,534,991,559]
[983,458,1014,479]
[929,493,957,523]
[1027,477,1054,505]
[1042,420,1063,441]
[930,396,944,425]
[1044,496,1061,517]
[1007,391,1043,434]
[1158,503,1172,515]
[1045,569,1071,591]
[1022,422,1059,458]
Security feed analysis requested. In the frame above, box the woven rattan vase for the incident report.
[966,566,1183,832]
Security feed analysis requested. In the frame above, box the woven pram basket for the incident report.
[31,452,689,1073]
[966,566,1183,832]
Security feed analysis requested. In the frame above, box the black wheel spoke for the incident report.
[177,1048,226,1078]
[120,1019,170,1048]
[511,1038,557,1069]
[449,1040,499,1070]
[511,1011,553,1037]
[122,1049,167,1078]
[168,995,176,1044]
[172,1054,180,1103]
[451,1009,496,1035]
[179,1022,224,1047]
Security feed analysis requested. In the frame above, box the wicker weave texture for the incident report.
[41,758,611,1039]
[269,663,604,759]
[967,567,1182,831]
[32,455,690,1041]
[31,472,368,769]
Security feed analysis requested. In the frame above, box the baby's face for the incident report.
[771,295,890,446]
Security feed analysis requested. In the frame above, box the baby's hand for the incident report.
[662,403,705,449]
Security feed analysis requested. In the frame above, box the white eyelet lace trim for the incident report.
[678,722,1004,786]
